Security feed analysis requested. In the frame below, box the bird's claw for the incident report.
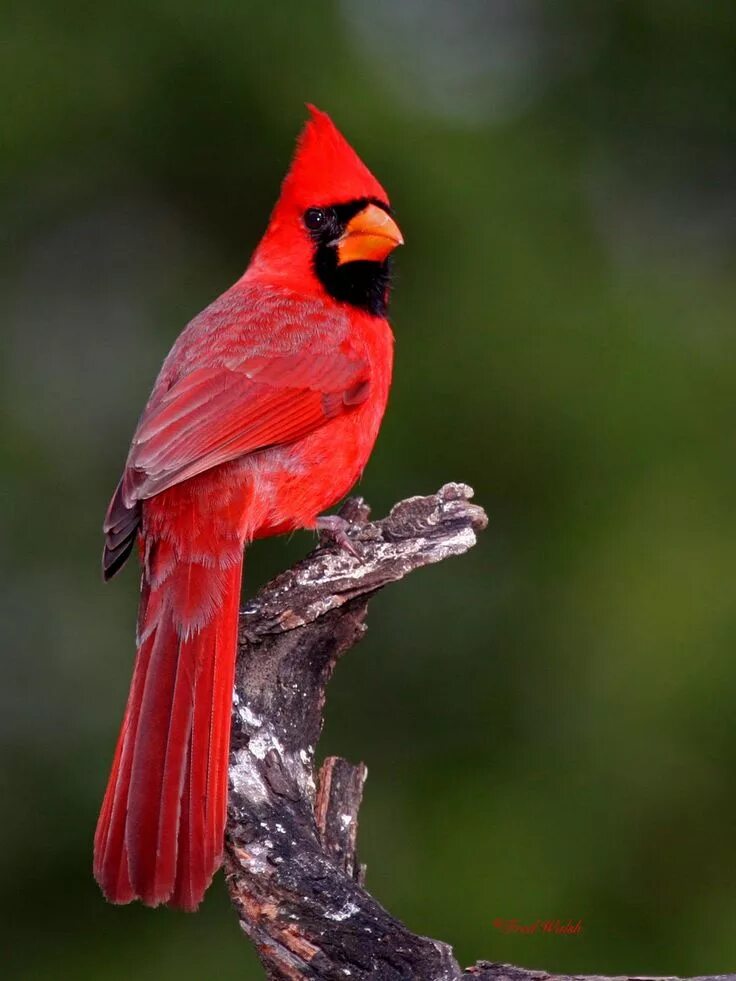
[315,514,361,559]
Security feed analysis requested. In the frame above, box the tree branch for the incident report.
[224,483,732,981]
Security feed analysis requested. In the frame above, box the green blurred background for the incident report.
[3,1,736,977]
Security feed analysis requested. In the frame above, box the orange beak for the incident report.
[336,203,404,265]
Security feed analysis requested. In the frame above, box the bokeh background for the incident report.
[3,1,736,977]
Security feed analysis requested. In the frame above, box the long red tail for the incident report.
[93,548,242,910]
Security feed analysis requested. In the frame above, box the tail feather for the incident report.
[208,582,239,861]
[94,552,242,910]
[93,592,157,903]
[172,562,243,907]
[172,627,213,908]
[127,605,193,904]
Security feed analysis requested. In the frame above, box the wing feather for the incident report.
[122,351,369,504]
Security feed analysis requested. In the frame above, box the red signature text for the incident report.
[492,918,583,936]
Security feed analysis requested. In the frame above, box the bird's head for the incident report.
[248,106,403,317]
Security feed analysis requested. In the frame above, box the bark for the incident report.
[224,483,731,981]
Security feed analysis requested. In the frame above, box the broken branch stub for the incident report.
[225,484,485,979]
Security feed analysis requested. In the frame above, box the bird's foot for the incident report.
[315,514,361,559]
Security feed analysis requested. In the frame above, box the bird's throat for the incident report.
[313,252,392,317]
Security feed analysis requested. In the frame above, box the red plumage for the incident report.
[94,106,402,910]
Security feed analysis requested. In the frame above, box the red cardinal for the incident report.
[94,106,403,910]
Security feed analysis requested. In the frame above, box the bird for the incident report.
[93,105,403,911]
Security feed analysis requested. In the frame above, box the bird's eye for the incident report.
[304,208,326,231]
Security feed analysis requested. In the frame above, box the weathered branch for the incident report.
[224,483,732,981]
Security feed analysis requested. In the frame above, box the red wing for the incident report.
[123,351,369,503]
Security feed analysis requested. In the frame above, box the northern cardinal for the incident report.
[93,106,403,910]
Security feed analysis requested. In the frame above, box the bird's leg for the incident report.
[315,514,361,558]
